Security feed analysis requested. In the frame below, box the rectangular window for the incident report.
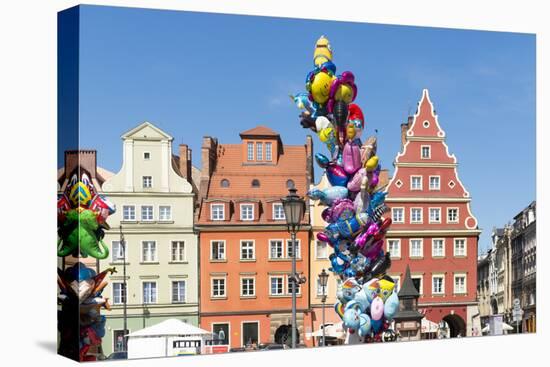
[432,239,445,257]
[429,176,440,190]
[429,208,441,223]
[410,239,423,258]
[388,239,401,258]
[411,276,423,294]
[287,239,301,259]
[113,282,126,305]
[142,241,157,262]
[256,142,263,161]
[247,142,254,161]
[241,278,255,297]
[391,277,401,293]
[454,238,467,257]
[432,276,444,295]
[270,277,284,295]
[447,208,459,223]
[211,241,226,260]
[392,207,404,223]
[172,281,186,303]
[411,208,423,223]
[211,204,225,221]
[270,240,284,259]
[421,145,431,159]
[112,241,126,262]
[316,278,329,296]
[143,152,150,160]
[273,203,285,220]
[454,275,466,294]
[287,276,301,295]
[122,205,136,221]
[142,176,152,188]
[171,241,185,262]
[242,322,259,347]
[212,278,226,298]
[316,241,328,259]
[159,205,172,221]
[240,204,254,221]
[265,142,272,161]
[143,282,157,304]
[240,241,255,260]
[113,330,129,352]
[411,176,422,190]
[141,205,154,221]
[212,324,229,345]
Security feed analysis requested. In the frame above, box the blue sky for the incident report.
[71,5,536,253]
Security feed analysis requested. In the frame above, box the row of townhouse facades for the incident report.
[477,201,536,333]
[57,89,482,354]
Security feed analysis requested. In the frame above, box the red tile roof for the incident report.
[239,125,280,137]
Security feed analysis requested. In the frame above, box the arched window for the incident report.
[286,179,295,189]
[220,179,230,188]
[251,179,260,188]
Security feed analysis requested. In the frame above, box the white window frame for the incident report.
[256,142,263,161]
[159,205,172,221]
[112,282,126,305]
[429,175,441,191]
[122,205,136,221]
[391,207,405,223]
[410,175,423,190]
[210,240,226,261]
[141,205,154,222]
[429,207,442,224]
[211,277,227,298]
[240,204,254,221]
[432,238,445,258]
[411,275,423,295]
[269,239,284,259]
[409,239,423,258]
[241,321,260,348]
[142,281,158,304]
[171,280,186,303]
[247,142,254,161]
[454,238,467,257]
[387,239,401,259]
[269,276,285,296]
[240,240,256,260]
[421,145,431,159]
[171,241,186,262]
[447,207,459,223]
[410,207,423,224]
[286,239,301,259]
[390,276,401,293]
[142,175,153,188]
[212,322,231,346]
[273,203,285,220]
[240,277,256,297]
[210,203,225,221]
[286,275,301,295]
[315,240,328,259]
[111,240,127,263]
[453,273,467,295]
[141,240,157,262]
[432,274,445,295]
[265,142,272,161]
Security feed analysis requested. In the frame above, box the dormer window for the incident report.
[240,204,254,221]
[211,204,225,221]
[247,142,254,161]
[256,142,263,161]
[251,179,260,188]
[266,142,272,161]
[220,179,230,188]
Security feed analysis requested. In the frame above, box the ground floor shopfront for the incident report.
[308,305,345,346]
[200,311,314,349]
[419,302,481,338]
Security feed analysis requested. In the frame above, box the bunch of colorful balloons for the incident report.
[293,36,398,343]
[57,168,117,361]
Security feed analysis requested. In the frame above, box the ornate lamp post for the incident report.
[281,187,305,349]
[318,269,329,347]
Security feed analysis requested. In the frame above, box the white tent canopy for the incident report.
[307,323,345,339]
[127,319,211,337]
[421,318,439,333]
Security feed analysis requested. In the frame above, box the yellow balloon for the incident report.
[365,155,379,171]
[311,72,335,104]
[346,124,356,140]
[313,35,333,67]
[379,279,396,301]
[318,127,334,142]
[335,83,354,103]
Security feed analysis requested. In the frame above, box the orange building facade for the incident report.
[196,126,314,349]
[385,90,482,338]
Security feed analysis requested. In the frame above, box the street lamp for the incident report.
[281,187,305,349]
[318,269,329,347]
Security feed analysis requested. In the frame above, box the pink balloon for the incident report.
[370,296,384,321]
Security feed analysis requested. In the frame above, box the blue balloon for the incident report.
[357,313,372,337]
[383,292,399,321]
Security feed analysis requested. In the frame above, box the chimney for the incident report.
[305,135,314,190]
[64,150,97,180]
[400,116,413,149]
[199,136,218,201]
[179,144,192,182]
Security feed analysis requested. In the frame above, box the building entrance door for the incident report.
[242,322,259,347]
